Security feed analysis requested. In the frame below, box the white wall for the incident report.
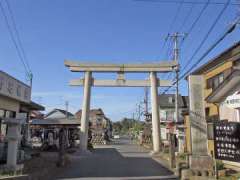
[46,111,66,119]
[219,105,239,122]
[0,95,19,113]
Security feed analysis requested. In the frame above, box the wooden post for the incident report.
[169,133,176,168]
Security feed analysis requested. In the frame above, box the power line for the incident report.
[171,0,210,60]
[182,0,210,43]
[163,16,238,94]
[164,39,173,59]
[5,0,31,73]
[162,0,184,57]
[180,0,231,74]
[167,0,184,34]
[0,1,32,79]
[135,0,240,6]
[178,3,195,32]
[164,0,210,83]
[162,1,210,82]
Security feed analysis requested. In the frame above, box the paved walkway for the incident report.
[56,137,178,180]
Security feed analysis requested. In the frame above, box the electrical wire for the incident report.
[182,0,210,43]
[163,1,208,80]
[162,0,184,56]
[180,22,237,81]
[5,0,31,73]
[135,0,240,6]
[162,16,238,94]
[178,3,195,32]
[0,1,30,76]
[0,1,32,83]
[180,0,231,74]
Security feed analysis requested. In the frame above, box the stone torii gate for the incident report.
[64,60,178,154]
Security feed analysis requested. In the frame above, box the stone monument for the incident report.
[188,75,213,176]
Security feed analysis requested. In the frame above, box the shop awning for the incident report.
[20,101,45,112]
[31,118,80,125]
[206,70,240,103]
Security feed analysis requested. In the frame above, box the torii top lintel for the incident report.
[64,60,178,73]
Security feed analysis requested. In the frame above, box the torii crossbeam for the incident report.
[65,60,178,154]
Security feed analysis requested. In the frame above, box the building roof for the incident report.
[45,108,74,119]
[206,69,240,103]
[20,101,45,112]
[75,108,105,119]
[31,118,80,125]
[190,41,240,75]
[0,70,30,88]
[158,94,189,109]
[30,111,44,119]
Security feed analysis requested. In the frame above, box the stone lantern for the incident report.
[4,118,24,171]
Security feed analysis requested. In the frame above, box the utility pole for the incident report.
[167,32,185,169]
[26,71,33,145]
[65,101,69,118]
[29,72,33,96]
[144,87,149,115]
[137,103,141,121]
[169,32,186,123]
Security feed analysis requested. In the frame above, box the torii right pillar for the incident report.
[150,72,161,154]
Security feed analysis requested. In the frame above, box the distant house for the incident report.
[158,94,189,122]
[30,110,44,119]
[75,108,111,130]
[44,109,74,119]
[75,108,112,143]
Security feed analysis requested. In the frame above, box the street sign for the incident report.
[214,121,240,162]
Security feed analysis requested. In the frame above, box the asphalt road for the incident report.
[56,136,178,180]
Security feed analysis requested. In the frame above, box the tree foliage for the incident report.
[112,118,144,134]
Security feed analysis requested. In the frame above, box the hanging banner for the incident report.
[214,121,240,162]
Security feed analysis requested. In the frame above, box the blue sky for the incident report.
[0,0,239,121]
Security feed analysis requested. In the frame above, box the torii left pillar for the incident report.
[150,72,161,154]
[80,71,92,151]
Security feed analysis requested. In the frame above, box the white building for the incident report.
[0,71,44,169]
[158,94,189,122]
[44,109,74,119]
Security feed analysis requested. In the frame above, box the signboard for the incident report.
[0,71,31,103]
[160,127,167,140]
[214,121,240,162]
[222,92,240,109]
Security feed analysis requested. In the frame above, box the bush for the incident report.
[178,153,187,160]
[216,160,224,170]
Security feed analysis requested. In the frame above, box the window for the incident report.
[168,97,175,104]
[5,110,16,118]
[0,110,4,118]
[166,110,174,121]
[223,68,231,79]
[205,107,210,117]
[0,109,16,139]
[206,78,213,89]
[207,123,214,140]
[206,73,224,90]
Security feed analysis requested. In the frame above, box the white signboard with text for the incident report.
[222,92,240,109]
[0,71,31,103]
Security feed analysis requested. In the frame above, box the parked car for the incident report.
[113,135,120,139]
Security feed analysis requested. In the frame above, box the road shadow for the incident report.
[56,148,176,179]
